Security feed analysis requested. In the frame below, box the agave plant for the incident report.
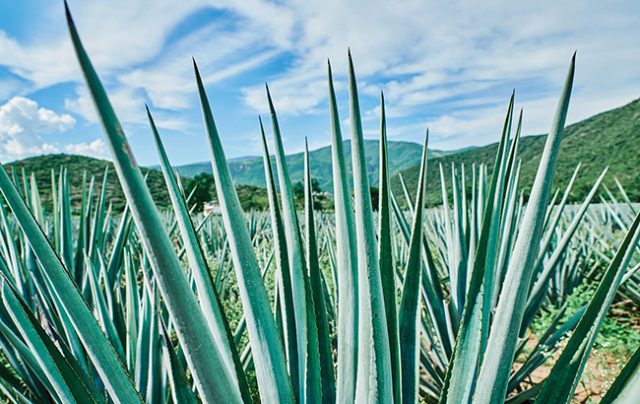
[0,3,638,404]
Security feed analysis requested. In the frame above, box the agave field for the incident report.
[0,4,638,404]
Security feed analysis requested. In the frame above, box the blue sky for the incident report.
[0,0,638,166]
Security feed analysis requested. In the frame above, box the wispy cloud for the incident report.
[238,0,640,147]
[64,138,107,159]
[0,96,74,160]
[0,0,637,164]
[0,96,113,161]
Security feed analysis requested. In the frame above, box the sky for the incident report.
[0,0,638,166]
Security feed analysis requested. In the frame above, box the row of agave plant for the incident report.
[0,4,638,403]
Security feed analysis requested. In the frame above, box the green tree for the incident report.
[188,173,216,212]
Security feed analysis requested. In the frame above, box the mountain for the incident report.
[5,98,638,212]
[5,154,171,211]
[173,140,451,191]
[3,154,277,212]
[394,97,640,206]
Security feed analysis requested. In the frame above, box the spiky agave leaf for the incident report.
[399,132,429,403]
[160,320,198,404]
[146,108,252,403]
[348,51,393,403]
[260,118,300,395]
[377,93,401,403]
[474,54,576,404]
[536,209,640,403]
[327,60,359,404]
[266,85,322,403]
[1,279,104,403]
[193,60,294,403]
[600,345,640,404]
[304,139,336,403]
[440,93,514,404]
[0,159,141,402]
[66,5,242,402]
[521,168,608,330]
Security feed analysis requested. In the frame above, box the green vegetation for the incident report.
[531,281,640,400]
[6,153,168,210]
[533,283,640,359]
[6,155,333,212]
[174,139,449,191]
[0,5,638,404]
[9,97,638,213]
[396,97,640,206]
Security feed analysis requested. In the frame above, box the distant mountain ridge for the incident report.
[5,154,169,211]
[3,154,271,212]
[5,97,639,210]
[394,97,640,205]
[171,140,453,191]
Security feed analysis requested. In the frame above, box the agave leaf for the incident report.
[507,304,585,391]
[490,109,523,306]
[0,357,28,401]
[0,203,22,291]
[450,165,469,317]
[600,345,640,404]
[304,139,336,402]
[106,205,132,286]
[521,168,608,331]
[30,256,90,373]
[0,312,57,397]
[144,293,161,403]
[147,108,252,403]
[327,60,359,403]
[377,93,401,403]
[1,279,103,403]
[125,254,139,372]
[134,278,152,394]
[399,173,414,212]
[58,169,73,270]
[88,167,109,260]
[535,163,583,268]
[85,254,125,359]
[266,85,322,403]
[348,51,393,403]
[399,132,429,403]
[160,320,198,404]
[420,223,453,360]
[0,157,141,403]
[66,5,242,402]
[260,119,300,396]
[73,172,88,280]
[439,93,514,404]
[536,208,640,403]
[474,54,576,404]
[193,60,294,403]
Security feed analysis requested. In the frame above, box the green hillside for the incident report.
[4,154,272,212]
[394,97,640,206]
[174,140,449,191]
[5,98,638,213]
[5,154,169,211]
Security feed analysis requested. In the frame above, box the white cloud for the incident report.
[0,0,638,154]
[64,138,107,159]
[237,0,640,148]
[64,86,145,125]
[0,1,217,89]
[64,85,192,133]
[117,22,281,112]
[0,96,110,161]
[0,96,75,160]
[11,1,286,129]
[242,74,328,116]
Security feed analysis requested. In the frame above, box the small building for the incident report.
[203,201,222,216]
